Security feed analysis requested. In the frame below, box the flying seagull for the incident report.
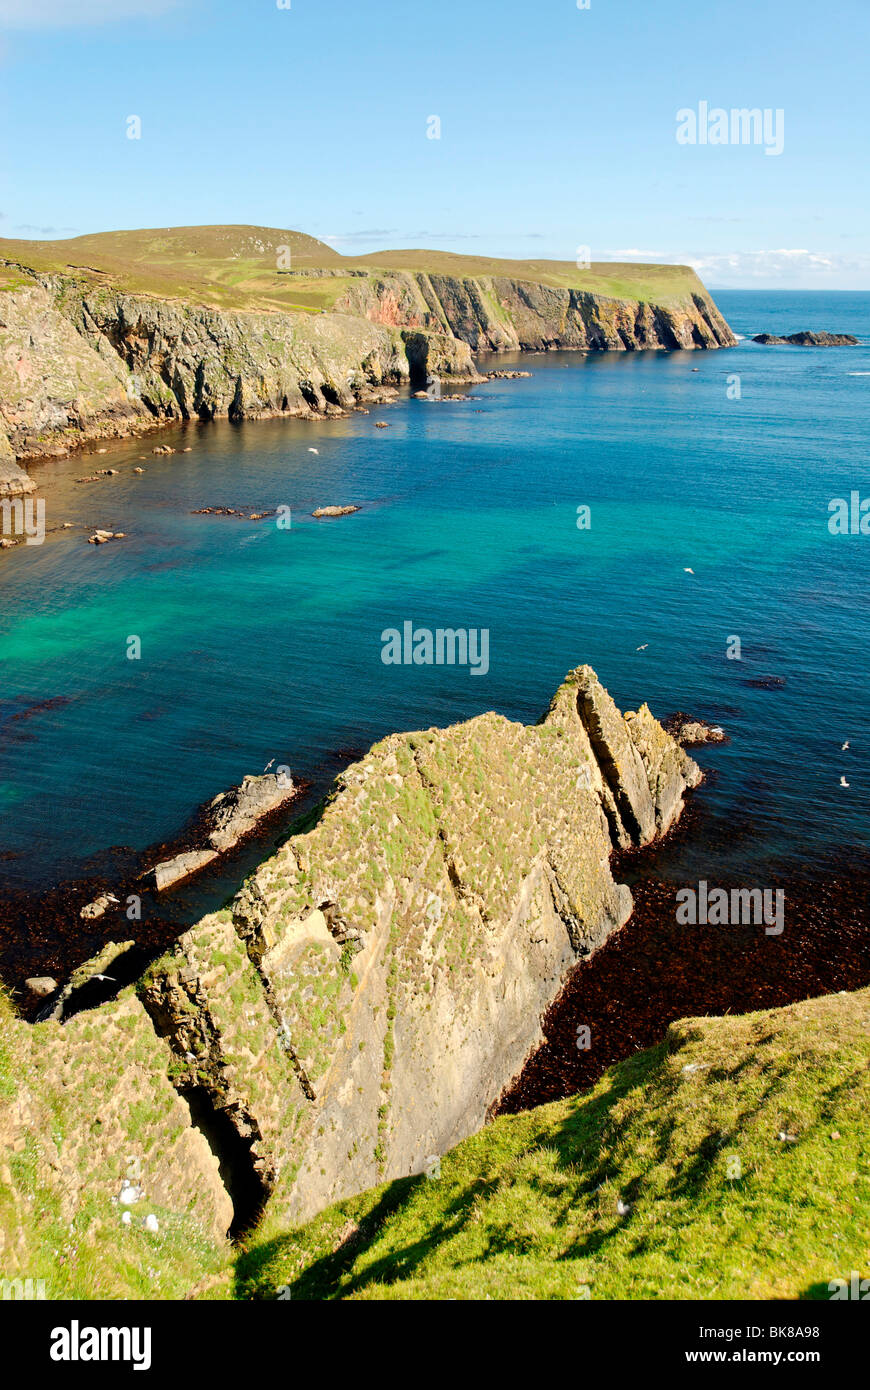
[842,741,850,750]
[264,757,275,771]
[636,643,648,651]
[684,567,695,574]
[93,974,115,983]
[308,447,319,454]
[840,776,850,788]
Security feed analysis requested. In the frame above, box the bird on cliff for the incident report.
[840,776,850,788]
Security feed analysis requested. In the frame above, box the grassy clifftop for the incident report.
[0,224,713,316]
[233,988,870,1302]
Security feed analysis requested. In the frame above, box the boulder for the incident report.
[79,893,120,920]
[23,977,57,1000]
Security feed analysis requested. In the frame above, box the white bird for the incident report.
[143,1214,159,1233]
[684,567,695,574]
[263,757,275,771]
[636,643,648,651]
[93,974,114,983]
[121,1211,132,1226]
[840,776,850,788]
[308,447,319,454]
[616,1198,632,1216]
[842,741,850,751]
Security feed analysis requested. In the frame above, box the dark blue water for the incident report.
[1,290,868,894]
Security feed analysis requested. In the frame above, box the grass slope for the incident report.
[232,988,870,1301]
[0,224,707,315]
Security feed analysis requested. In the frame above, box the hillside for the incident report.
[0,226,735,489]
[0,224,716,316]
[234,987,870,1302]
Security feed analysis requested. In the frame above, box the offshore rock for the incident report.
[753,331,858,346]
[204,773,296,853]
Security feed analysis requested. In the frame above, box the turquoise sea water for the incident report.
[1,290,868,894]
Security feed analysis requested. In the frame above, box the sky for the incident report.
[0,0,868,288]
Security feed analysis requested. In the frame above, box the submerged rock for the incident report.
[79,892,120,920]
[663,713,728,747]
[311,505,359,518]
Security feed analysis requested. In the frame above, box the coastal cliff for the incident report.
[0,227,736,492]
[0,667,699,1287]
[0,276,476,469]
[335,268,735,353]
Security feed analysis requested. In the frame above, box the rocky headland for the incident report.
[0,665,700,1275]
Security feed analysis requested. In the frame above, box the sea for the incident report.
[1,291,868,1001]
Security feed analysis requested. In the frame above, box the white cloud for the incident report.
[685,249,870,288]
[597,246,870,289]
[607,248,667,259]
[0,0,176,26]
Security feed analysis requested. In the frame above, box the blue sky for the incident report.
[1,0,868,287]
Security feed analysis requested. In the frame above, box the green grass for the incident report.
[0,224,705,313]
[231,988,870,1301]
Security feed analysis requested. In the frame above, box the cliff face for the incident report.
[0,250,735,493]
[0,276,477,473]
[0,667,699,1284]
[333,269,736,353]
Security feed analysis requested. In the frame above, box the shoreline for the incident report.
[0,772,314,1017]
[2,341,729,494]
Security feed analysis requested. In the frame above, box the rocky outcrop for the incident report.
[0,666,699,1273]
[664,713,728,746]
[204,773,296,853]
[753,331,859,346]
